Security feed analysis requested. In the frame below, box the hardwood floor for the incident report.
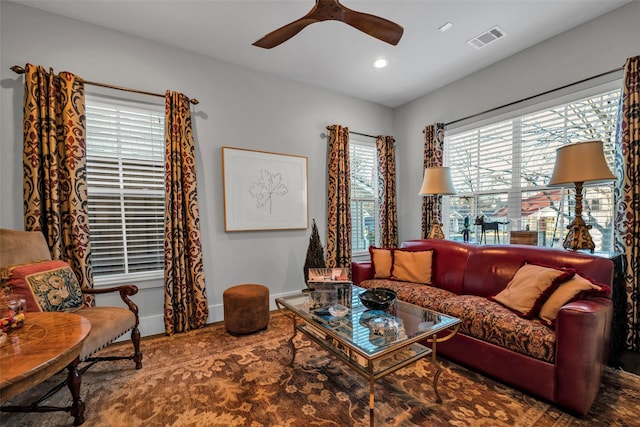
[620,350,640,375]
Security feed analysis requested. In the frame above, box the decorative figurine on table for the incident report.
[462,215,471,242]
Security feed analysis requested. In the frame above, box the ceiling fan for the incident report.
[252,0,404,49]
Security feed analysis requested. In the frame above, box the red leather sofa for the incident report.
[352,239,614,416]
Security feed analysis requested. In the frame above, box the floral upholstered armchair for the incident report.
[0,228,142,370]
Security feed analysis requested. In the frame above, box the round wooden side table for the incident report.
[1,312,91,425]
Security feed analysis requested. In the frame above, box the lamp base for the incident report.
[562,215,595,253]
[428,222,445,240]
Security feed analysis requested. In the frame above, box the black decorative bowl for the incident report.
[359,288,397,310]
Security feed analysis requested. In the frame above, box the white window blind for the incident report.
[446,88,620,251]
[350,140,378,253]
[520,91,619,188]
[85,95,165,279]
[449,120,513,194]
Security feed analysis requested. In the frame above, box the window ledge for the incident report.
[93,271,163,290]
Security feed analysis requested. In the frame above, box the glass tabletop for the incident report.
[276,284,460,358]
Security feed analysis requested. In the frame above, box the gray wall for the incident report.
[0,2,393,335]
[393,1,640,243]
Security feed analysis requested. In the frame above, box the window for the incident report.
[350,139,379,254]
[85,94,165,283]
[446,87,620,252]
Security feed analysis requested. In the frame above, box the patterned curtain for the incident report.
[376,135,398,247]
[326,125,352,268]
[164,91,208,335]
[613,55,640,352]
[421,124,445,239]
[22,64,94,304]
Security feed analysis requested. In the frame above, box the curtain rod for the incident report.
[324,126,379,139]
[10,65,199,105]
[443,66,623,127]
[350,130,377,139]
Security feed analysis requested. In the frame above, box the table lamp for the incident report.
[419,166,456,239]
[547,140,615,252]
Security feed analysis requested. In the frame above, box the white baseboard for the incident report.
[119,288,303,340]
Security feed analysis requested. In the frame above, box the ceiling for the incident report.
[10,0,632,108]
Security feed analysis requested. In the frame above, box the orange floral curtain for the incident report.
[613,55,640,352]
[421,124,446,239]
[376,135,398,247]
[326,125,352,268]
[164,91,208,335]
[22,63,94,303]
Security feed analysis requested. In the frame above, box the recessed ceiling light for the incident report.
[438,22,453,32]
[373,58,388,69]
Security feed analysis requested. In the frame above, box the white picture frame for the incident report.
[222,146,308,231]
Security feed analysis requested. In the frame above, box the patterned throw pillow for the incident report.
[7,260,83,312]
[490,262,574,319]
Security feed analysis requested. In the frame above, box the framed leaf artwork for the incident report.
[222,147,309,231]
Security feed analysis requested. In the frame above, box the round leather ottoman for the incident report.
[223,284,270,334]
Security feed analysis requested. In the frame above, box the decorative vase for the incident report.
[303,219,326,286]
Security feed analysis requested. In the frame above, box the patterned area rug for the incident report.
[3,312,639,426]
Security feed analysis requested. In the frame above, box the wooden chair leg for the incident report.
[132,327,143,369]
[67,356,85,426]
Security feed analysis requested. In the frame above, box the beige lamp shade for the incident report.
[548,140,615,186]
[419,166,456,195]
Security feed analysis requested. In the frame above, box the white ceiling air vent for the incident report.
[467,26,506,49]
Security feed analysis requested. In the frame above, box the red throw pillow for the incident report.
[7,260,83,312]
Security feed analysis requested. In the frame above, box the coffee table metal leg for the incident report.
[369,377,375,427]
[286,317,298,367]
[429,325,460,404]
[430,336,443,403]
[276,301,299,367]
[431,361,443,404]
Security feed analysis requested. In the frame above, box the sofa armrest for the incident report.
[81,285,140,325]
[352,261,373,285]
[554,297,612,415]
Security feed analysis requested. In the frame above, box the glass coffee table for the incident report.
[275,284,461,426]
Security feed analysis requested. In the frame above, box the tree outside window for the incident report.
[446,89,619,252]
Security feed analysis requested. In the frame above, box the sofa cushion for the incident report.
[369,247,394,279]
[538,274,609,326]
[7,260,83,312]
[391,249,434,284]
[491,263,574,318]
[438,295,557,363]
[358,279,456,311]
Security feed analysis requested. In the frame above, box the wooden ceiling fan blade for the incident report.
[342,10,404,45]
[253,0,404,48]
[253,18,317,49]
